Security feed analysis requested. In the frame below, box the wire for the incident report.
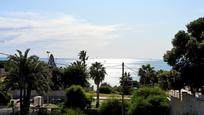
[0,52,10,56]
[124,64,138,73]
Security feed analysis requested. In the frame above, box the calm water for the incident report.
[0,57,171,86]
[55,58,171,86]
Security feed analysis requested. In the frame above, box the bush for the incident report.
[65,85,89,110]
[50,109,61,115]
[112,86,121,94]
[62,108,85,115]
[37,108,49,115]
[0,90,11,105]
[99,86,112,94]
[100,98,128,115]
[86,93,93,109]
[128,86,169,115]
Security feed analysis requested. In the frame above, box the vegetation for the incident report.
[120,72,133,95]
[89,62,106,108]
[63,61,89,88]
[0,60,9,71]
[164,17,204,94]
[0,90,10,105]
[62,108,85,115]
[100,98,128,115]
[48,54,63,90]
[99,86,112,94]
[99,82,112,94]
[64,85,89,110]
[48,54,57,68]
[62,51,89,88]
[157,70,182,91]
[112,85,121,94]
[128,86,169,115]
[78,50,89,65]
[138,64,157,86]
[5,49,51,115]
[50,67,63,90]
[2,17,204,115]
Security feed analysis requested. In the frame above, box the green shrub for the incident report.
[62,108,85,115]
[128,86,169,115]
[65,85,89,110]
[100,98,128,115]
[50,109,61,115]
[37,108,49,115]
[112,86,121,94]
[99,86,112,94]
[86,93,93,109]
[0,90,11,105]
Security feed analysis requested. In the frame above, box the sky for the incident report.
[0,0,204,59]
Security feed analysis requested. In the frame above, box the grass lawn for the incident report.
[87,92,131,109]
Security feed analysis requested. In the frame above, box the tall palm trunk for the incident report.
[20,87,23,115]
[24,87,31,115]
[96,84,99,108]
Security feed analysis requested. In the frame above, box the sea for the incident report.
[0,57,171,86]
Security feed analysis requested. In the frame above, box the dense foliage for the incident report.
[62,51,89,88]
[120,72,133,95]
[62,108,85,115]
[50,67,63,90]
[128,87,169,115]
[100,98,128,115]
[164,17,204,93]
[157,70,182,91]
[5,49,51,115]
[99,86,112,94]
[65,85,89,110]
[138,64,157,86]
[63,61,89,88]
[90,62,106,108]
[99,82,112,94]
[0,90,10,105]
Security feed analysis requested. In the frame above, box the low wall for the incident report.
[170,91,204,115]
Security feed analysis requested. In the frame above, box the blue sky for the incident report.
[0,0,204,59]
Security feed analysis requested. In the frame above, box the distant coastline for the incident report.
[0,57,170,86]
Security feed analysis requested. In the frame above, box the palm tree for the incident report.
[5,49,51,115]
[63,61,89,88]
[78,50,88,65]
[138,64,157,86]
[89,62,106,108]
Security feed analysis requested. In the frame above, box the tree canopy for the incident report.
[128,87,169,115]
[62,50,89,88]
[164,17,204,93]
[5,49,51,115]
[120,72,133,95]
[138,64,157,86]
[90,62,106,108]
[63,61,89,88]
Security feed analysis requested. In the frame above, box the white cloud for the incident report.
[0,12,121,57]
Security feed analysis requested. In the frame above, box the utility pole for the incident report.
[122,62,124,115]
[46,51,50,104]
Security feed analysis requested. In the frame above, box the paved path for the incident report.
[0,107,12,115]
